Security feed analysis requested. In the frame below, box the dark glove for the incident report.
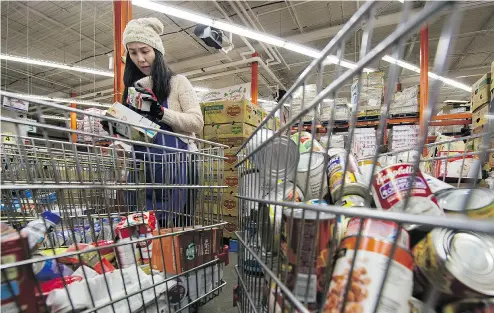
[130,87,164,120]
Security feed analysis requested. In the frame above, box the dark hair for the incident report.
[122,48,174,105]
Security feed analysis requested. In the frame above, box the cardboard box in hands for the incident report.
[105,102,160,141]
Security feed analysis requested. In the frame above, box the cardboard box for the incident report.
[223,215,238,239]
[472,126,494,167]
[261,111,281,130]
[202,99,263,126]
[471,73,491,111]
[203,123,257,140]
[472,102,489,130]
[151,227,215,274]
[105,102,160,140]
[434,151,482,179]
[204,191,238,216]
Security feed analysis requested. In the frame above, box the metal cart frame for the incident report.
[234,2,494,313]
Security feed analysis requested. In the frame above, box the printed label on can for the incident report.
[280,211,335,310]
[412,232,452,294]
[291,132,325,153]
[372,164,443,216]
[324,237,413,313]
[345,218,410,250]
[336,195,367,208]
[328,153,361,199]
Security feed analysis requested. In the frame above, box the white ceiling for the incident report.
[1,1,494,113]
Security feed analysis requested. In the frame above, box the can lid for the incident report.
[297,152,326,172]
[436,188,494,212]
[41,211,61,225]
[434,228,494,295]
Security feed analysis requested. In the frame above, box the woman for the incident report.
[122,18,203,227]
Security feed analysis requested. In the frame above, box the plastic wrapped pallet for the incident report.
[389,85,419,115]
[320,98,350,121]
[388,124,419,151]
[352,128,377,158]
[76,108,109,143]
[289,84,318,122]
[351,72,384,109]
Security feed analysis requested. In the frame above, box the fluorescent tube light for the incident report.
[1,54,114,77]
[444,100,469,104]
[258,99,277,104]
[132,0,372,72]
[382,55,471,92]
[193,86,210,92]
[2,92,111,108]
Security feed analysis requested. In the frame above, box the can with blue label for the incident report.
[327,152,367,202]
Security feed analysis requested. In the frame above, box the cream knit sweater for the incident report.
[135,75,203,150]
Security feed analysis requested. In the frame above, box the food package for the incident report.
[150,227,215,274]
[202,99,263,126]
[105,102,160,141]
[471,73,491,111]
[77,108,109,143]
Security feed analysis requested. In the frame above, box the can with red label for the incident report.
[324,236,413,313]
[344,218,410,250]
[371,163,443,216]
[280,207,336,310]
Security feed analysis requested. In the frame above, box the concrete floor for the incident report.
[201,252,238,313]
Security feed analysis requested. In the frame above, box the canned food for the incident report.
[358,159,382,187]
[324,236,413,313]
[413,228,494,296]
[291,131,325,153]
[344,218,410,250]
[247,129,299,183]
[239,170,264,214]
[408,297,437,313]
[297,152,328,199]
[372,163,443,216]
[436,188,494,219]
[442,298,494,313]
[422,173,454,194]
[335,194,368,207]
[280,208,336,310]
[328,152,367,200]
[260,182,304,255]
[327,148,347,158]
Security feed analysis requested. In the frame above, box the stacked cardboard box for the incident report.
[289,84,318,122]
[390,85,419,115]
[201,99,262,217]
[388,125,419,151]
[320,98,350,122]
[470,72,493,168]
[351,72,384,118]
[352,127,377,159]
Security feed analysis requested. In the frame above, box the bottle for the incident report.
[21,211,61,251]
[101,218,113,241]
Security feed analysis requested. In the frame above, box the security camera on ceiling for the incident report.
[194,25,234,53]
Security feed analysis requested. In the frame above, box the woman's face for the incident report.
[127,42,155,75]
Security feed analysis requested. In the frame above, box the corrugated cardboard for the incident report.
[151,227,215,274]
[202,99,263,126]
[223,215,238,239]
[472,102,489,130]
[472,126,494,167]
[491,60,494,97]
[471,73,491,111]
[203,123,257,140]
[204,191,239,216]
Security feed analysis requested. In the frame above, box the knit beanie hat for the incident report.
[123,18,165,55]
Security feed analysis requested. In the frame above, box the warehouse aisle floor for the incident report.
[201,252,238,313]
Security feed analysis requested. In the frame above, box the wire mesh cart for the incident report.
[234,2,494,313]
[0,96,229,313]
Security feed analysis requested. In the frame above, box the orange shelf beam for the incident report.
[251,52,259,105]
[113,1,132,103]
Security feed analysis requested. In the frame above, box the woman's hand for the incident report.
[129,87,164,120]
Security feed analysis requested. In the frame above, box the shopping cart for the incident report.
[0,95,229,313]
[235,2,494,313]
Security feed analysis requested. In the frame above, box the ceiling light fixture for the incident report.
[132,0,374,72]
[1,91,111,108]
[381,55,471,92]
[0,54,114,77]
[444,100,469,104]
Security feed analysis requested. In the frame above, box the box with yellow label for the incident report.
[472,102,490,130]
[471,73,491,111]
[261,111,281,130]
[223,215,238,239]
[203,123,257,140]
[202,99,263,126]
[203,191,239,216]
